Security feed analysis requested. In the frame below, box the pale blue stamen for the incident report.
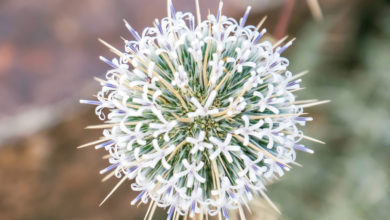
[169,0,176,19]
[131,190,146,205]
[129,166,138,173]
[99,56,118,68]
[103,83,116,88]
[189,16,194,31]
[95,140,114,149]
[222,207,229,220]
[245,185,251,193]
[276,162,285,168]
[191,201,196,213]
[228,190,235,199]
[270,61,278,68]
[99,162,119,174]
[167,206,175,220]
[277,41,293,54]
[287,80,298,87]
[216,2,223,22]
[125,22,141,41]
[155,19,163,34]
[128,43,137,52]
[167,186,173,194]
[240,6,251,27]
[114,109,126,114]
[294,144,314,153]
[295,117,312,122]
[79,100,102,105]
[253,29,266,44]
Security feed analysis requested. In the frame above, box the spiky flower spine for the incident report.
[80,1,323,219]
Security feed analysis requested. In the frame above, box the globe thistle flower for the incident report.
[79,1,328,219]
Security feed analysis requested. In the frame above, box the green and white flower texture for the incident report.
[80,1,325,219]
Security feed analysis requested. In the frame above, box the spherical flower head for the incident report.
[80,1,325,219]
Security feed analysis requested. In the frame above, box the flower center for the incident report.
[193,115,217,133]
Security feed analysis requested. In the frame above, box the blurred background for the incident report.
[0,0,389,219]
